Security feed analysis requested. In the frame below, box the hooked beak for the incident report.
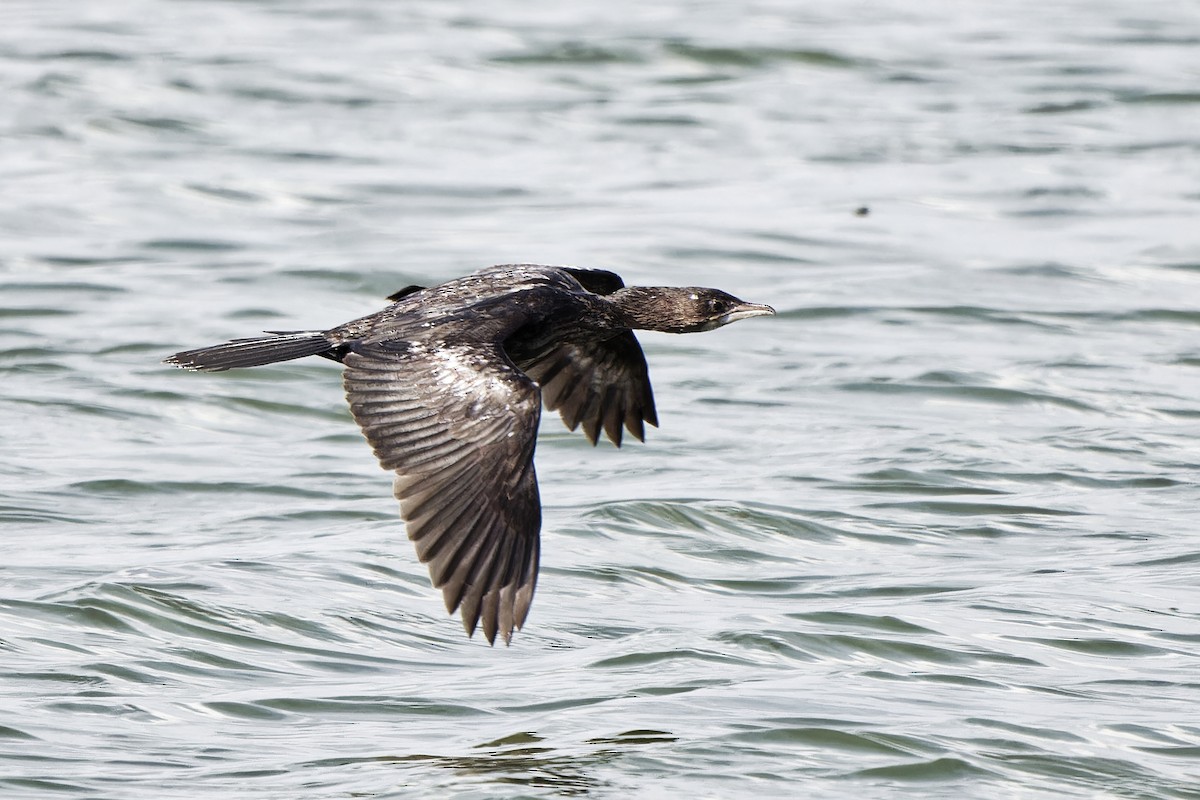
[719,301,776,325]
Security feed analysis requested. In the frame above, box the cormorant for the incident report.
[165,264,774,644]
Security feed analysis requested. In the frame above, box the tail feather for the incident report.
[164,331,334,372]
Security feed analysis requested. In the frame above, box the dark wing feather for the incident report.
[519,331,658,447]
[386,285,426,302]
[561,267,625,295]
[343,340,542,645]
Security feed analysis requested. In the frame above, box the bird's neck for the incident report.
[606,287,674,332]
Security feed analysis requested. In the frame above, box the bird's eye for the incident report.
[707,298,726,313]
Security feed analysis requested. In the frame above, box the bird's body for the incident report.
[166,264,773,644]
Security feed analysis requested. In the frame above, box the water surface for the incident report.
[2,1,1199,797]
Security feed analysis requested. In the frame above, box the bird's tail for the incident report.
[164,331,335,372]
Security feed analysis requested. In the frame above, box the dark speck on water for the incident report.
[2,1,1199,798]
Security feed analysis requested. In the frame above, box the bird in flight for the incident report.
[165,264,774,644]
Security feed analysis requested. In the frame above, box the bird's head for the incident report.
[611,286,775,333]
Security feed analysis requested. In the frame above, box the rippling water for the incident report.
[3,1,1200,797]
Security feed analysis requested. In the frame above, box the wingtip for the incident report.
[464,616,500,646]
[458,603,517,646]
[582,419,602,446]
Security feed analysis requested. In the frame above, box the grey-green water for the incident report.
[3,1,1199,797]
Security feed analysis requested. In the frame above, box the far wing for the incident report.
[343,340,542,645]
[385,285,426,302]
[520,331,658,447]
[561,267,625,295]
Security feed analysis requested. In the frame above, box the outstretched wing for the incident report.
[561,267,625,295]
[385,285,426,302]
[520,331,658,447]
[343,340,542,645]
